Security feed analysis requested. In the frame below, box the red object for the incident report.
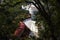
[14,21,26,37]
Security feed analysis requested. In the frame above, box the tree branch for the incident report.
[25,1,39,10]
[33,0,50,21]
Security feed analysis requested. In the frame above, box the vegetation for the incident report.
[0,0,60,40]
